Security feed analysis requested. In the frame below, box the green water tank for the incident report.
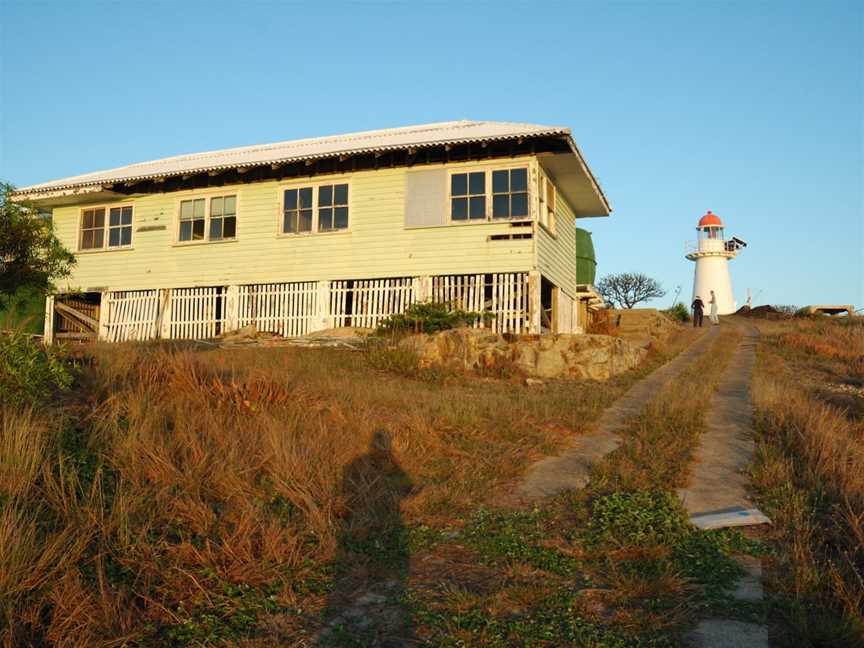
[575,228,597,285]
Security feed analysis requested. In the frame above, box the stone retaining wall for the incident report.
[400,329,647,381]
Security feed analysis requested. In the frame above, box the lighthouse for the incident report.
[686,211,746,315]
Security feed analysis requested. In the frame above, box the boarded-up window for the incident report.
[404,169,447,228]
[540,176,556,232]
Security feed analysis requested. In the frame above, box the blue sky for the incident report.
[2,1,861,309]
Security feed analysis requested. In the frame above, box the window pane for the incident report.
[180,201,193,220]
[511,168,528,192]
[180,221,192,241]
[92,230,104,248]
[283,212,297,233]
[334,207,348,229]
[493,194,510,218]
[120,227,132,246]
[451,197,468,220]
[192,219,205,240]
[299,188,313,209]
[210,217,223,240]
[492,170,509,194]
[511,193,528,217]
[223,196,236,215]
[109,228,121,247]
[299,210,313,232]
[193,199,205,219]
[82,210,94,228]
[319,208,333,231]
[284,189,298,210]
[122,206,133,225]
[81,230,93,249]
[109,207,121,227]
[318,185,333,207]
[334,184,348,205]
[223,217,236,239]
[451,173,467,196]
[469,172,485,195]
[94,208,105,227]
[469,196,485,219]
[210,197,223,217]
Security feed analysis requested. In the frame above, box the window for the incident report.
[448,167,529,222]
[283,187,313,234]
[318,183,349,232]
[282,183,349,234]
[179,195,236,242]
[108,206,133,246]
[492,168,528,219]
[209,196,237,240]
[450,172,486,220]
[80,205,133,250]
[539,176,556,232]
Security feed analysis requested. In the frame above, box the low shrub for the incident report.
[662,302,690,323]
[0,329,72,406]
[375,301,488,335]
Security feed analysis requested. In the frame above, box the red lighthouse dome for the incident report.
[698,210,723,227]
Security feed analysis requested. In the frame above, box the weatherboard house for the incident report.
[14,121,610,343]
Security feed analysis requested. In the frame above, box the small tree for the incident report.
[0,182,75,303]
[596,272,666,309]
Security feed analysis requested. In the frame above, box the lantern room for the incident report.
[697,210,725,241]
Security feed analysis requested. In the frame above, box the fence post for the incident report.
[159,289,173,339]
[317,280,331,331]
[98,292,110,341]
[43,295,55,345]
[571,295,580,334]
[224,285,239,333]
[413,275,432,302]
[528,271,542,335]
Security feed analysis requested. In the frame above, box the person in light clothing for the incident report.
[709,290,719,325]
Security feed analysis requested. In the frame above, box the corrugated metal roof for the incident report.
[15,120,572,195]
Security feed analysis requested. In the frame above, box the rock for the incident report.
[219,324,258,340]
[354,592,387,606]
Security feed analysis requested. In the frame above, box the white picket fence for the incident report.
[237,282,319,337]
[102,289,162,342]
[94,272,536,341]
[168,287,226,340]
[432,272,530,333]
[330,278,416,329]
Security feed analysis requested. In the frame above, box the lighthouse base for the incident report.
[692,256,736,315]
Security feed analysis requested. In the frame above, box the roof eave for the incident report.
[12,128,572,200]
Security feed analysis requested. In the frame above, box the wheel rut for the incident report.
[517,325,721,499]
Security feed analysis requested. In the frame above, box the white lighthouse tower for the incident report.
[686,211,746,315]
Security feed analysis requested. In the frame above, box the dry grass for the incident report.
[591,325,741,493]
[0,328,698,647]
[751,317,864,645]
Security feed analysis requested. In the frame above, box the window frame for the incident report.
[277,179,352,237]
[174,192,239,246]
[446,163,532,224]
[77,204,134,252]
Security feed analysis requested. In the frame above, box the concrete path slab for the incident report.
[689,620,769,648]
[678,325,769,525]
[517,326,720,499]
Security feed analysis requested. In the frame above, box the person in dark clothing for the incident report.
[691,296,705,327]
